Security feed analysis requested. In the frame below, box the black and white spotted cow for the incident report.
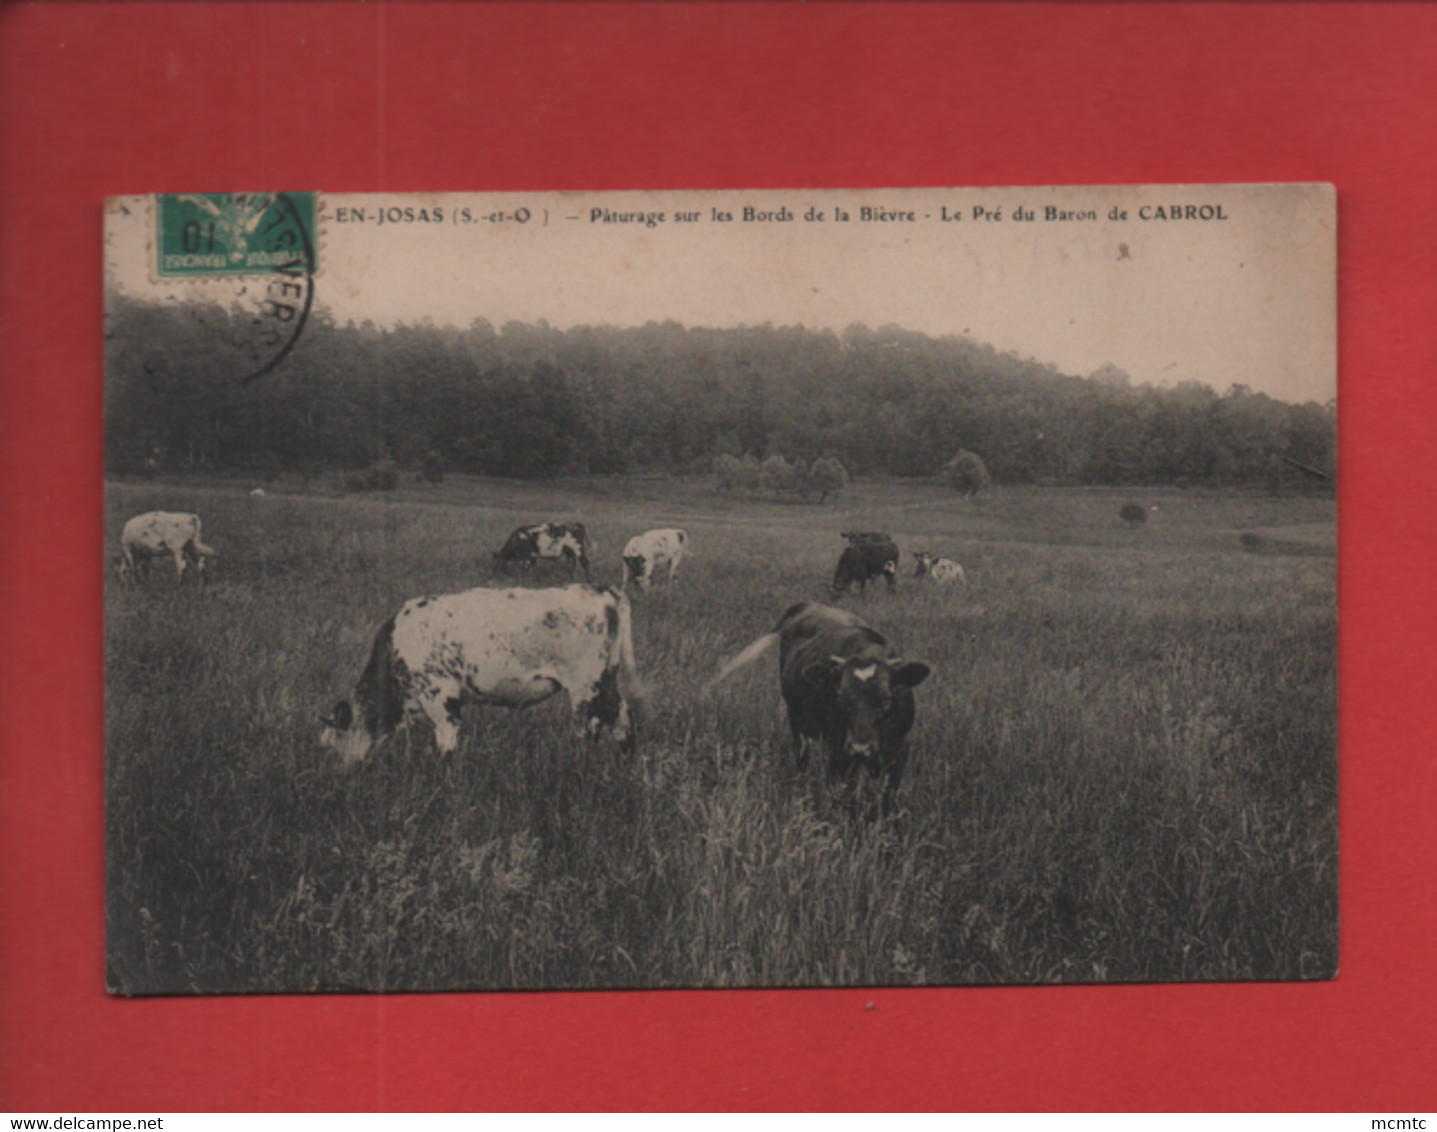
[493,521,593,580]
[913,552,967,586]
[320,584,642,763]
[621,528,688,592]
[117,511,218,585]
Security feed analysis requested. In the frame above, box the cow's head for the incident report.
[913,552,934,577]
[624,554,649,590]
[319,700,375,764]
[803,655,930,761]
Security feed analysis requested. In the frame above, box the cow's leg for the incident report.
[572,669,632,749]
[786,701,823,771]
[413,678,465,754]
[171,546,188,585]
[789,719,811,770]
[183,543,206,586]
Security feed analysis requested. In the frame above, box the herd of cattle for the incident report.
[116,510,969,809]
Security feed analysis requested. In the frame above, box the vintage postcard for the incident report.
[104,185,1336,993]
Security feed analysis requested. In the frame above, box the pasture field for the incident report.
[105,475,1337,992]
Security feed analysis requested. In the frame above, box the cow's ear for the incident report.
[802,657,844,689]
[890,660,931,688]
[322,701,353,730]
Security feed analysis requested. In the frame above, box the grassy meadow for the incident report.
[105,474,1337,992]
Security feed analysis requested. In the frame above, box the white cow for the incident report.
[320,585,643,763]
[249,488,267,499]
[912,552,967,587]
[621,528,688,591]
[117,511,218,585]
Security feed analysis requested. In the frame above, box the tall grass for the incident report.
[105,477,1337,992]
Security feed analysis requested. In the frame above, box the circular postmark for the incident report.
[153,192,317,384]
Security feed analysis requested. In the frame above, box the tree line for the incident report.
[104,291,1336,488]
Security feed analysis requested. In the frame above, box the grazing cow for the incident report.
[622,528,688,592]
[832,538,899,595]
[320,584,642,763]
[494,521,593,580]
[716,602,930,810]
[117,511,218,585]
[913,552,967,586]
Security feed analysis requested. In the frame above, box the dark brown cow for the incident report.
[832,539,899,594]
[716,602,930,811]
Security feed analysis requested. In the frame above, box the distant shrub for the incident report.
[737,453,761,492]
[345,459,400,493]
[713,452,763,494]
[945,449,990,497]
[760,454,798,495]
[806,457,849,502]
[716,452,846,503]
[1120,503,1147,527]
[713,453,741,493]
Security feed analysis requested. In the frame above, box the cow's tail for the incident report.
[715,601,812,683]
[714,632,778,684]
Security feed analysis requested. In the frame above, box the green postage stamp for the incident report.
[155,192,317,277]
[125,192,318,383]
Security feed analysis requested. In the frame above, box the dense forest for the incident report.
[104,292,1336,488]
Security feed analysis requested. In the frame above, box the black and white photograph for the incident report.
[104,185,1337,994]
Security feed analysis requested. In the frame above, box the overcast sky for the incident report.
[107,184,1336,404]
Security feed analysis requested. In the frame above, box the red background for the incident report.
[1,1,1432,1112]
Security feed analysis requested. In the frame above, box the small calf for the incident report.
[913,552,967,586]
[622,528,688,592]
